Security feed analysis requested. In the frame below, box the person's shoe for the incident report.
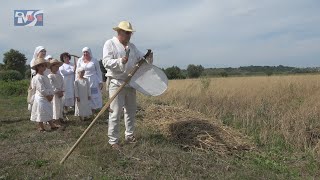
[50,126,59,131]
[50,124,61,131]
[125,136,137,144]
[60,118,67,124]
[111,144,121,151]
[38,128,46,132]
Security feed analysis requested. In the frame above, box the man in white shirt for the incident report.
[102,21,153,150]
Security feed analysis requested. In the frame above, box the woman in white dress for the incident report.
[74,67,92,120]
[30,58,60,132]
[48,59,64,123]
[59,52,75,114]
[77,47,103,113]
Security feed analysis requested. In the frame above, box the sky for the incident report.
[0,0,319,68]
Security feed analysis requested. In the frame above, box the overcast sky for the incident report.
[0,0,319,68]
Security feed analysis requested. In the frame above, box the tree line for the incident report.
[1,49,320,81]
[163,65,320,79]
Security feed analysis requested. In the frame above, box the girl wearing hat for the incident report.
[30,46,47,77]
[76,47,103,113]
[74,67,92,120]
[59,52,75,114]
[48,59,65,124]
[28,46,47,111]
[30,58,60,132]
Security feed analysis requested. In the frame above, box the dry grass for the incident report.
[139,75,320,155]
[139,104,254,156]
[2,76,320,179]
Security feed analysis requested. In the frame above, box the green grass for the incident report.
[0,95,319,179]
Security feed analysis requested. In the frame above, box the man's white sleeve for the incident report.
[102,40,124,72]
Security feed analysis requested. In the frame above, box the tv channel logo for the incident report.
[14,10,43,26]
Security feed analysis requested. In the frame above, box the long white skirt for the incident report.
[30,95,53,122]
[63,97,74,107]
[86,75,102,109]
[52,94,63,119]
[75,98,92,117]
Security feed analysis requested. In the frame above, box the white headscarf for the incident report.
[30,46,45,66]
[77,47,97,74]
[30,46,46,76]
[81,47,92,59]
[77,46,96,68]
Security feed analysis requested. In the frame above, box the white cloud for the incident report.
[0,0,319,68]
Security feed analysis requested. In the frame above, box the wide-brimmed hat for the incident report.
[113,21,135,32]
[49,59,63,68]
[31,58,49,70]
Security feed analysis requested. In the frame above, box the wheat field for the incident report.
[139,74,320,155]
[2,75,320,178]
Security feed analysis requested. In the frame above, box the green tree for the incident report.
[0,63,4,71]
[220,72,228,77]
[3,49,27,75]
[0,70,23,81]
[187,64,204,78]
[265,71,273,76]
[165,66,185,79]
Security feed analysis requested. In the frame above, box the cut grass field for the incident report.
[1,75,320,179]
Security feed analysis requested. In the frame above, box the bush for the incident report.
[220,72,228,77]
[265,71,273,76]
[165,66,185,79]
[25,69,31,79]
[187,64,204,78]
[0,80,29,96]
[0,70,23,81]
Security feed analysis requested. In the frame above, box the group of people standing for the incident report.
[28,21,153,150]
[29,46,104,125]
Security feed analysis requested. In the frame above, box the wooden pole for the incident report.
[60,58,148,164]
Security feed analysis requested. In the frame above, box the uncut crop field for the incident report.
[139,74,320,154]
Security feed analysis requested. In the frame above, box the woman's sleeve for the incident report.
[94,59,103,83]
[74,81,79,98]
[61,75,65,91]
[59,65,74,76]
[87,79,91,97]
[77,58,82,70]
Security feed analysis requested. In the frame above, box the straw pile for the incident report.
[140,104,254,156]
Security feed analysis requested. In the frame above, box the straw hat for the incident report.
[113,21,135,32]
[49,59,63,68]
[31,58,49,70]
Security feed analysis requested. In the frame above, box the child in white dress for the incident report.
[30,58,60,132]
[48,59,64,124]
[74,67,92,120]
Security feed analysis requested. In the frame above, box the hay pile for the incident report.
[140,104,254,156]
